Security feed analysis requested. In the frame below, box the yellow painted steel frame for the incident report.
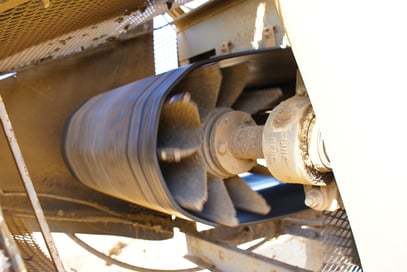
[275,1,407,271]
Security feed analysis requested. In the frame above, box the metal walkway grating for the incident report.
[4,215,54,271]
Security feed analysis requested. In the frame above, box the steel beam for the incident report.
[185,233,312,272]
[0,94,65,271]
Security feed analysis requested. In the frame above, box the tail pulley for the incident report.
[63,48,322,227]
[158,63,274,226]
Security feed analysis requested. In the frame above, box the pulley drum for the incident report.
[63,48,307,226]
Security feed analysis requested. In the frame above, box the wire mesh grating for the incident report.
[0,0,190,73]
[321,209,363,272]
[4,215,54,271]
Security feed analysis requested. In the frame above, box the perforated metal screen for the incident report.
[0,0,189,73]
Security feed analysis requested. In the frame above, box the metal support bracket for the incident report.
[185,232,312,272]
[0,95,65,271]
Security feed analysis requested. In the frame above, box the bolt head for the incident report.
[305,198,316,208]
[217,143,227,155]
[57,210,65,217]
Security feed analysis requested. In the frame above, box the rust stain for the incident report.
[115,17,124,23]
[218,250,224,261]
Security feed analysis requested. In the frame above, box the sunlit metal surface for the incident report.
[275,1,407,270]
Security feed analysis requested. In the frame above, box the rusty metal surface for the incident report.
[0,34,158,237]
[0,94,65,271]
